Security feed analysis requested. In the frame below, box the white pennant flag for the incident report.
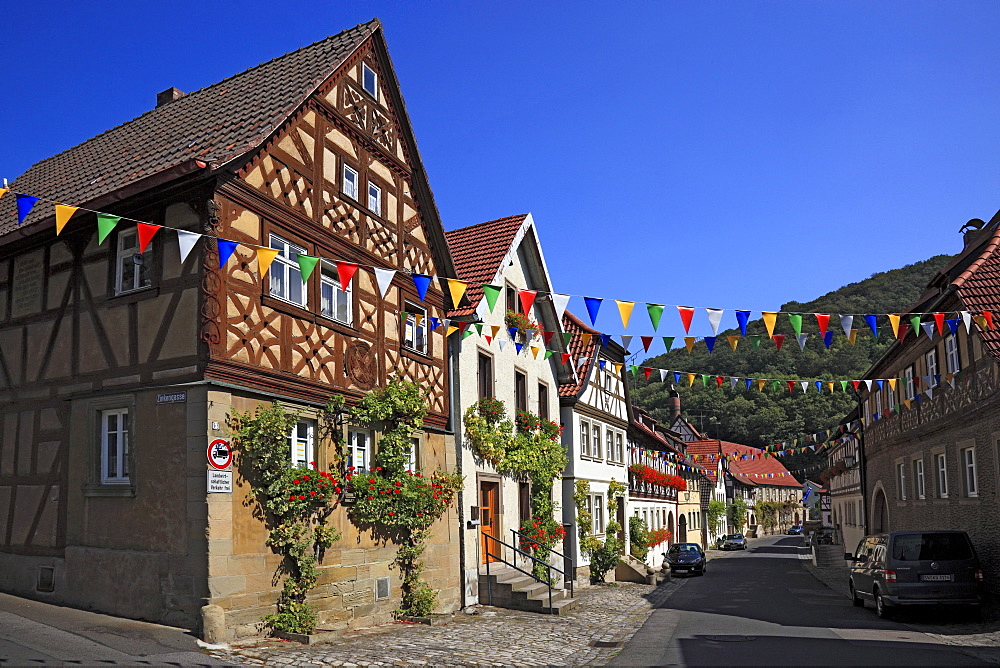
[730,377,739,390]
[551,293,571,322]
[659,369,668,382]
[497,338,506,352]
[706,308,725,336]
[840,314,854,338]
[619,335,632,352]
[374,267,396,298]
[796,334,808,351]
[177,230,201,264]
[800,381,809,393]
[925,385,934,400]
[864,379,874,391]
[922,322,936,338]
[961,311,972,333]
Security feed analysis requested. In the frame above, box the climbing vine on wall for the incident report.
[573,479,626,583]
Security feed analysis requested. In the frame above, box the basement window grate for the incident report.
[37,566,55,593]
[375,576,390,600]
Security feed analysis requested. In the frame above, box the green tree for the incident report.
[728,497,748,534]
[707,499,726,538]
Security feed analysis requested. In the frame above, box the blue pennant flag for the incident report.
[673,372,681,385]
[704,336,716,353]
[876,379,884,390]
[584,297,602,326]
[735,310,750,337]
[815,381,823,393]
[15,194,39,225]
[745,378,753,390]
[946,318,961,335]
[428,317,440,330]
[411,274,432,301]
[599,334,612,348]
[514,342,524,355]
[599,360,606,370]
[217,239,239,267]
[508,327,518,340]
[823,331,834,349]
[864,314,879,338]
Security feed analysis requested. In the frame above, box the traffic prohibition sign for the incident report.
[208,439,233,470]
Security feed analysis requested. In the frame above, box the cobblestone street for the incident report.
[207,577,685,666]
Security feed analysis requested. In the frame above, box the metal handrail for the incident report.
[510,529,574,601]
[481,529,574,613]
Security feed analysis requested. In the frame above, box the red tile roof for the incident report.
[1,20,380,236]
[683,439,800,487]
[558,310,600,398]
[953,224,1000,361]
[444,214,528,317]
[684,440,723,483]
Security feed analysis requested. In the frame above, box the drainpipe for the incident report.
[449,330,469,608]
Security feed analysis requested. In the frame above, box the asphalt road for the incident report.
[610,534,987,666]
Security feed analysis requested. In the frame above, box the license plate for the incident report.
[676,568,688,573]
[920,574,952,582]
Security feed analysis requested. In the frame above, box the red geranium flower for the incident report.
[298,495,306,500]
[310,491,317,497]
[293,480,301,484]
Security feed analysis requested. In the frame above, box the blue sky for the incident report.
[3,1,1000,336]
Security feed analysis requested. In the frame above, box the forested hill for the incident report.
[629,254,954,477]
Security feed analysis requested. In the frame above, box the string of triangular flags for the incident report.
[7,190,993,335]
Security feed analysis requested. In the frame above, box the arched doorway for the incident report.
[678,514,687,542]
[873,488,889,533]
[667,512,675,545]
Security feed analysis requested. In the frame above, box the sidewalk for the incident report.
[801,554,1000,665]
[207,577,686,666]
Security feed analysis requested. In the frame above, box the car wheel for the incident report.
[874,588,892,619]
[850,582,864,607]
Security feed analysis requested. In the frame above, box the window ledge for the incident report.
[107,286,158,307]
[83,483,136,498]
[400,346,432,363]
[261,294,312,320]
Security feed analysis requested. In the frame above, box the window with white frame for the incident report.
[874,389,883,416]
[269,234,307,307]
[368,182,382,216]
[592,494,605,534]
[926,349,938,385]
[342,164,358,200]
[896,463,906,500]
[580,421,590,457]
[320,262,353,325]
[615,433,624,463]
[405,436,419,472]
[936,452,949,498]
[115,228,151,294]
[349,430,371,471]
[592,424,602,459]
[100,408,130,484]
[606,430,614,463]
[945,334,960,373]
[904,366,915,401]
[362,62,378,99]
[402,303,427,354]
[913,458,925,499]
[290,420,315,469]
[963,446,978,497]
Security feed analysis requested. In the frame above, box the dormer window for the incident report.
[362,63,378,99]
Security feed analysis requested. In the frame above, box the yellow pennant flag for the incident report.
[888,314,901,339]
[757,379,766,391]
[415,313,424,328]
[581,333,592,348]
[0,188,7,199]
[491,325,501,338]
[684,336,697,353]
[254,247,280,276]
[615,300,635,329]
[613,362,623,375]
[445,278,468,309]
[888,378,897,391]
[974,315,987,329]
[903,399,911,410]
[446,325,458,337]
[849,328,858,345]
[762,311,778,338]
[686,373,696,387]
[530,346,540,359]
[727,336,740,351]
[54,204,78,235]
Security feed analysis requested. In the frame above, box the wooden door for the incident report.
[480,481,501,564]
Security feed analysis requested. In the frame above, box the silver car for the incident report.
[720,533,747,550]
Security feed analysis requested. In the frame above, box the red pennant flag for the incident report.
[787,380,796,393]
[136,223,161,253]
[641,335,654,352]
[852,380,861,391]
[897,323,910,340]
[984,311,994,330]
[677,306,695,333]
[772,334,785,351]
[335,261,360,288]
[913,376,920,387]
[518,290,537,315]
[716,375,724,388]
[644,368,652,380]
[542,330,554,345]
[933,312,945,335]
[815,313,829,336]
[484,335,493,345]
[561,353,571,364]
[457,321,469,334]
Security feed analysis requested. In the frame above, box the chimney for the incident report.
[669,387,681,422]
[156,87,186,108]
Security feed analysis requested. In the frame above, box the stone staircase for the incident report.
[478,565,579,615]
[615,554,669,585]
[813,544,848,568]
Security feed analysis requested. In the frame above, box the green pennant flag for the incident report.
[839,380,849,392]
[462,329,475,339]
[772,380,781,392]
[910,315,921,335]
[473,323,483,335]
[482,284,502,313]
[562,332,573,347]
[296,255,320,281]
[662,336,674,351]
[646,303,665,331]
[96,214,121,245]
[749,335,762,349]
[788,314,802,336]
[701,374,709,387]
[629,365,639,377]
[544,350,554,359]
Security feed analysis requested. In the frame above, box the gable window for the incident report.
[320,262,353,325]
[963,446,978,497]
[580,420,590,457]
[945,334,960,374]
[592,424,602,459]
[115,228,151,295]
[478,352,494,399]
[290,420,315,469]
[537,383,549,421]
[936,453,949,498]
[342,164,358,200]
[402,303,427,354]
[368,182,382,216]
[903,366,915,401]
[349,430,371,471]
[514,370,527,413]
[362,63,378,99]
[269,234,307,307]
[100,408,130,484]
[913,458,925,499]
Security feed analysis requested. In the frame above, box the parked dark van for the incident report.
[846,531,984,618]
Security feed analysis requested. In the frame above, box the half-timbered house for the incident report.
[0,19,463,639]
[627,406,682,564]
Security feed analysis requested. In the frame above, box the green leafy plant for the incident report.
[629,516,649,559]
[585,480,626,582]
[231,402,343,634]
[754,500,778,534]
[728,497,749,534]
[707,499,727,538]
[504,309,543,341]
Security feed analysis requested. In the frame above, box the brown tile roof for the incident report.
[683,440,722,483]
[444,214,528,317]
[721,441,801,488]
[558,310,600,397]
[1,20,380,236]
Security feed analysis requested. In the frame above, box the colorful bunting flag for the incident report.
[840,314,854,338]
[256,247,280,276]
[788,313,802,336]
[177,230,201,264]
[933,312,945,335]
[14,194,38,225]
[662,336,674,351]
[815,313,830,336]
[684,336,697,353]
[297,254,320,281]
[887,314,900,339]
[864,314,878,338]
[96,213,120,245]
[615,300,635,329]
[706,308,724,335]
[374,267,396,297]
[772,334,785,351]
[641,335,654,352]
[54,204,78,234]
[727,336,739,351]
[762,311,777,338]
[518,289,537,315]
[735,310,751,336]
[482,284,502,313]
[136,223,160,253]
[704,336,716,353]
[217,239,240,268]
[584,297,602,326]
[444,278,468,309]
[677,306,695,333]
[411,274,432,301]
[551,293,570,321]
[647,303,665,331]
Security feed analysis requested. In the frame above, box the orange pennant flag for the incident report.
[491,325,501,338]
[0,188,7,199]
[136,223,161,253]
[581,333,592,348]
[888,314,901,339]
[826,381,834,393]
[757,379,766,391]
[727,336,740,351]
[446,325,458,337]
[848,329,858,345]
[762,311,778,338]
[615,300,635,329]
[684,336,697,353]
[613,362,623,375]
[256,247,280,276]
[55,204,79,235]
[530,346,540,359]
[686,373,696,387]
[445,278,468,309]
